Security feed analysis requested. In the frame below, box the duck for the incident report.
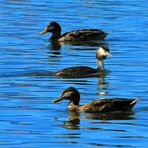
[53,44,111,78]
[53,87,140,113]
[40,21,108,41]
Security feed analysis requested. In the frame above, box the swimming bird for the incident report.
[40,21,108,41]
[53,87,140,113]
[53,44,111,78]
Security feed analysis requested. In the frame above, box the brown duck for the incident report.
[40,22,108,41]
[53,87,140,113]
[53,44,111,78]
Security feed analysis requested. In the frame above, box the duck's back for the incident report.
[59,29,107,41]
[53,66,97,78]
[80,98,139,113]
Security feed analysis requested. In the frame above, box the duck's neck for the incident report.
[97,60,104,71]
[68,95,81,112]
[69,95,80,106]
[68,100,80,112]
[68,102,79,112]
[50,32,61,40]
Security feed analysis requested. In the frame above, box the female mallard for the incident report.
[53,87,140,113]
[40,21,108,41]
[53,44,111,78]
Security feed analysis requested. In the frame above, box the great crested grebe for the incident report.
[53,44,111,78]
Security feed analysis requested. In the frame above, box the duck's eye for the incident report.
[47,23,52,28]
[47,25,55,32]
[62,92,73,100]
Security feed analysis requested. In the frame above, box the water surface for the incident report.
[0,0,148,147]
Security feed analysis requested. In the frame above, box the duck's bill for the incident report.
[40,28,48,35]
[53,97,63,103]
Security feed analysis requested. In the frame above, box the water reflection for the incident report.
[97,70,110,84]
[49,40,61,50]
[58,40,107,48]
[48,39,108,50]
[63,111,135,130]
[83,112,135,120]
[63,112,80,130]
[97,71,110,96]
[1,0,147,147]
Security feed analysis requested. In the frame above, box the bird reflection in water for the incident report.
[63,111,135,130]
[83,111,135,120]
[63,112,80,129]
[49,40,61,50]
[46,41,61,60]
[97,70,110,97]
[58,40,106,47]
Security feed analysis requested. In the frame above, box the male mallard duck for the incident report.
[40,21,108,41]
[53,87,140,113]
[53,44,111,78]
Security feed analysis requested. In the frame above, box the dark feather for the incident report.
[60,29,107,41]
[53,66,97,78]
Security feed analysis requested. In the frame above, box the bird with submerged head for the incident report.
[40,21,108,41]
[53,44,111,78]
[53,87,140,113]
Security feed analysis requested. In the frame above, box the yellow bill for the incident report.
[40,28,48,35]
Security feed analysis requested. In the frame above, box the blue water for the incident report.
[0,0,148,147]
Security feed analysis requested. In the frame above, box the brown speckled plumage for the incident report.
[40,22,108,41]
[53,87,140,113]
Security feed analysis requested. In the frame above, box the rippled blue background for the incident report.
[0,0,148,147]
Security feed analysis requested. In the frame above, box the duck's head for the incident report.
[96,44,111,60]
[40,21,61,36]
[53,87,80,105]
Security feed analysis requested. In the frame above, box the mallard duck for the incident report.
[53,87,140,113]
[53,44,111,78]
[40,21,108,41]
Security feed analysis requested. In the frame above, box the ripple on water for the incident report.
[0,0,148,147]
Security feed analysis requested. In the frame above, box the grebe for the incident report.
[53,44,110,78]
